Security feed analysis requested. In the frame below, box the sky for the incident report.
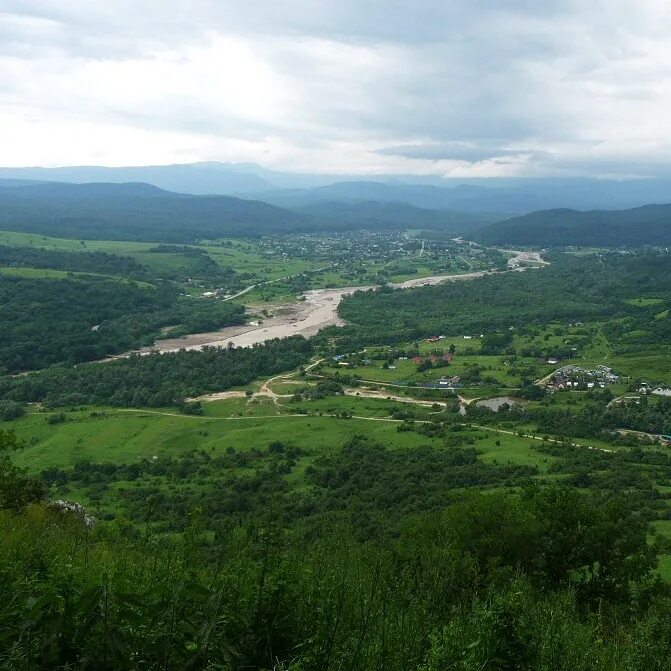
[1,0,671,178]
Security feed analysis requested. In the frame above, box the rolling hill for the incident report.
[0,181,307,242]
[293,199,500,233]
[0,180,497,242]
[7,163,671,214]
[475,203,671,247]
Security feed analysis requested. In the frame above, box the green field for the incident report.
[0,265,156,288]
[0,231,321,285]
[5,394,566,529]
[0,266,81,279]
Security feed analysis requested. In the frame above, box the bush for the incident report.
[0,400,24,422]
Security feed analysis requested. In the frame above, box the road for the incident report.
[221,265,335,302]
[535,365,576,386]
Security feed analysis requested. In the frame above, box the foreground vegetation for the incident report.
[3,437,671,669]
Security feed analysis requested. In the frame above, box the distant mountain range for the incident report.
[0,180,488,242]
[292,200,499,231]
[2,162,671,214]
[475,204,671,247]
[0,163,275,195]
[0,165,670,247]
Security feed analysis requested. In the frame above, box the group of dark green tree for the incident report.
[321,252,671,353]
[0,336,313,408]
[0,245,248,373]
[3,425,671,669]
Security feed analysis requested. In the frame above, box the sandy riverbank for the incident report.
[121,249,546,358]
[143,269,505,354]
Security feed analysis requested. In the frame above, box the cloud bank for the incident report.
[1,1,670,178]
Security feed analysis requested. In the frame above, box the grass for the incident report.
[0,231,205,277]
[0,266,82,280]
[9,394,558,475]
[476,433,557,472]
[206,244,321,279]
[10,403,448,474]
[609,352,671,384]
[0,266,156,288]
[0,230,160,254]
[0,231,318,285]
[7,396,564,528]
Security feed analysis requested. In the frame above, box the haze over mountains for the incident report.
[1,162,671,246]
[3,162,671,214]
[0,178,488,243]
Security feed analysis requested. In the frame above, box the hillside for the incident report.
[293,199,499,233]
[0,180,501,242]
[0,181,308,242]
[0,162,275,194]
[8,163,671,213]
[475,203,671,247]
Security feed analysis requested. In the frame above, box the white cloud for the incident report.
[0,1,671,176]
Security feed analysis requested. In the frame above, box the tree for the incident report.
[0,400,24,421]
[0,429,45,510]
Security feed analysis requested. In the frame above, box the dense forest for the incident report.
[2,424,671,669]
[0,275,245,372]
[476,204,671,247]
[324,252,671,350]
[293,200,492,233]
[0,181,495,243]
[0,337,313,407]
[0,245,148,277]
[0,182,308,242]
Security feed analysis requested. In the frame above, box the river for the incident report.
[128,250,542,355]
[138,269,501,354]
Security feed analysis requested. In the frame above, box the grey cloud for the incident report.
[377,143,541,162]
[0,1,670,176]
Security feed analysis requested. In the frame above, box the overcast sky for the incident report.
[1,1,671,178]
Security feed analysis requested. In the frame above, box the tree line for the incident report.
[319,252,671,353]
[0,275,245,373]
[0,336,313,407]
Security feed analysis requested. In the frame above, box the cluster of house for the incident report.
[438,375,462,388]
[201,288,233,299]
[638,383,671,397]
[547,365,620,392]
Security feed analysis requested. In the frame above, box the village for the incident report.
[544,364,621,392]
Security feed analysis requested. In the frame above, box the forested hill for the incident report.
[0,180,496,242]
[293,200,497,233]
[475,203,671,247]
[0,181,306,242]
